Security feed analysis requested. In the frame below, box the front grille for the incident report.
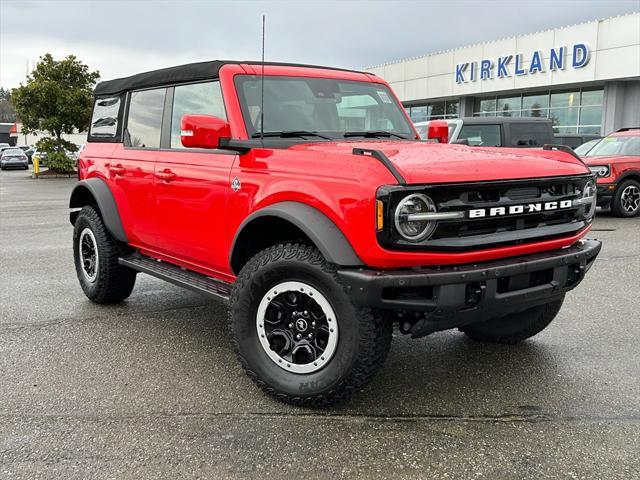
[378,175,595,251]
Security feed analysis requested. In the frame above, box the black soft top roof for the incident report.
[94,60,368,96]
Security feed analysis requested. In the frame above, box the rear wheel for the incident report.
[73,205,137,303]
[611,179,640,217]
[229,243,392,407]
[460,297,564,344]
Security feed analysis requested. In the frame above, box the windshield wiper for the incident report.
[343,131,408,139]
[251,130,332,139]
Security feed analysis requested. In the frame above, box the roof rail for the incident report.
[616,127,640,132]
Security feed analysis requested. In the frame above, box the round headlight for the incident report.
[588,165,610,178]
[394,193,437,241]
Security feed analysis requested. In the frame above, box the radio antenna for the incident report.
[260,14,265,144]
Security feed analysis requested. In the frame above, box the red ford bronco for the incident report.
[70,61,601,406]
[581,128,640,217]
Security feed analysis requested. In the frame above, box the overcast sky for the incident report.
[1,0,638,88]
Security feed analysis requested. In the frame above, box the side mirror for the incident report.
[427,120,449,144]
[181,114,230,149]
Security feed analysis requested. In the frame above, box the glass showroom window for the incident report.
[473,88,603,134]
[406,100,459,122]
[522,93,549,118]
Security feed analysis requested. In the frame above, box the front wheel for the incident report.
[229,243,392,407]
[460,297,564,344]
[611,179,640,217]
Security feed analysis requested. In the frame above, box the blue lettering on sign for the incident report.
[572,43,590,68]
[455,43,590,83]
[480,59,493,80]
[456,63,468,83]
[514,54,526,75]
[549,47,565,71]
[497,56,512,78]
[529,51,544,74]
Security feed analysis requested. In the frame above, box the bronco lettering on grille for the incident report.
[468,199,573,218]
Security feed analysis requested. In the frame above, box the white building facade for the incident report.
[367,13,640,135]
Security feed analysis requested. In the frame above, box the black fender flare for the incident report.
[69,178,128,242]
[230,201,363,272]
[615,170,640,185]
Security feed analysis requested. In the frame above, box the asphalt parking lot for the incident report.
[1,168,639,479]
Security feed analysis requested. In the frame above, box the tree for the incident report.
[11,54,99,172]
[0,87,17,123]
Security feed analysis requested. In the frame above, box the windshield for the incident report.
[574,139,599,156]
[235,76,414,139]
[585,134,640,157]
[2,148,23,156]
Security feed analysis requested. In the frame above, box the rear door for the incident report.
[153,81,236,274]
[106,87,166,248]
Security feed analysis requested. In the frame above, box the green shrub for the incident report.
[35,137,77,173]
[46,151,75,173]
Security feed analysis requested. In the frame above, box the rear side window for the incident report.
[509,123,554,147]
[170,81,226,149]
[458,124,501,147]
[126,88,166,148]
[90,96,121,139]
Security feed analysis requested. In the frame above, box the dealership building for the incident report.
[367,12,640,135]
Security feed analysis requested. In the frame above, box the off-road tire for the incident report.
[229,243,392,407]
[611,179,640,217]
[460,296,564,344]
[73,205,136,304]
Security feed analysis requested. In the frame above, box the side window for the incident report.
[126,88,166,148]
[458,125,501,147]
[171,81,226,149]
[90,96,120,138]
[509,123,553,146]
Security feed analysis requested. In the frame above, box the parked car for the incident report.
[1,147,29,170]
[415,117,555,147]
[69,60,601,406]
[32,149,47,166]
[574,138,601,156]
[581,127,640,217]
[17,145,35,162]
[0,142,10,150]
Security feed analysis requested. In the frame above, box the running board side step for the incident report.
[119,254,232,304]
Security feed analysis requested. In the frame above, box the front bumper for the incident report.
[597,183,616,206]
[1,161,28,169]
[338,239,601,336]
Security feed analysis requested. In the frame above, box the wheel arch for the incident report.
[229,201,363,275]
[615,170,640,185]
[69,178,128,242]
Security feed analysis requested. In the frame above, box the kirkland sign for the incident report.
[455,43,591,83]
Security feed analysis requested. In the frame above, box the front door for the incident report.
[153,81,236,276]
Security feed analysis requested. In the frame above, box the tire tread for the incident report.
[229,243,392,407]
[74,205,136,304]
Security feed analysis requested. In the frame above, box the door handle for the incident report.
[155,170,176,182]
[106,163,126,175]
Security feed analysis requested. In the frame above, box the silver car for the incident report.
[1,148,30,170]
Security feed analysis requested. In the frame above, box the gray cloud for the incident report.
[1,0,638,87]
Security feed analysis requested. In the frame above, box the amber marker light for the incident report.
[376,200,384,231]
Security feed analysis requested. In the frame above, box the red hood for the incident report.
[289,140,590,184]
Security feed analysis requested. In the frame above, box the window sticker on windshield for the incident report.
[377,91,392,103]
